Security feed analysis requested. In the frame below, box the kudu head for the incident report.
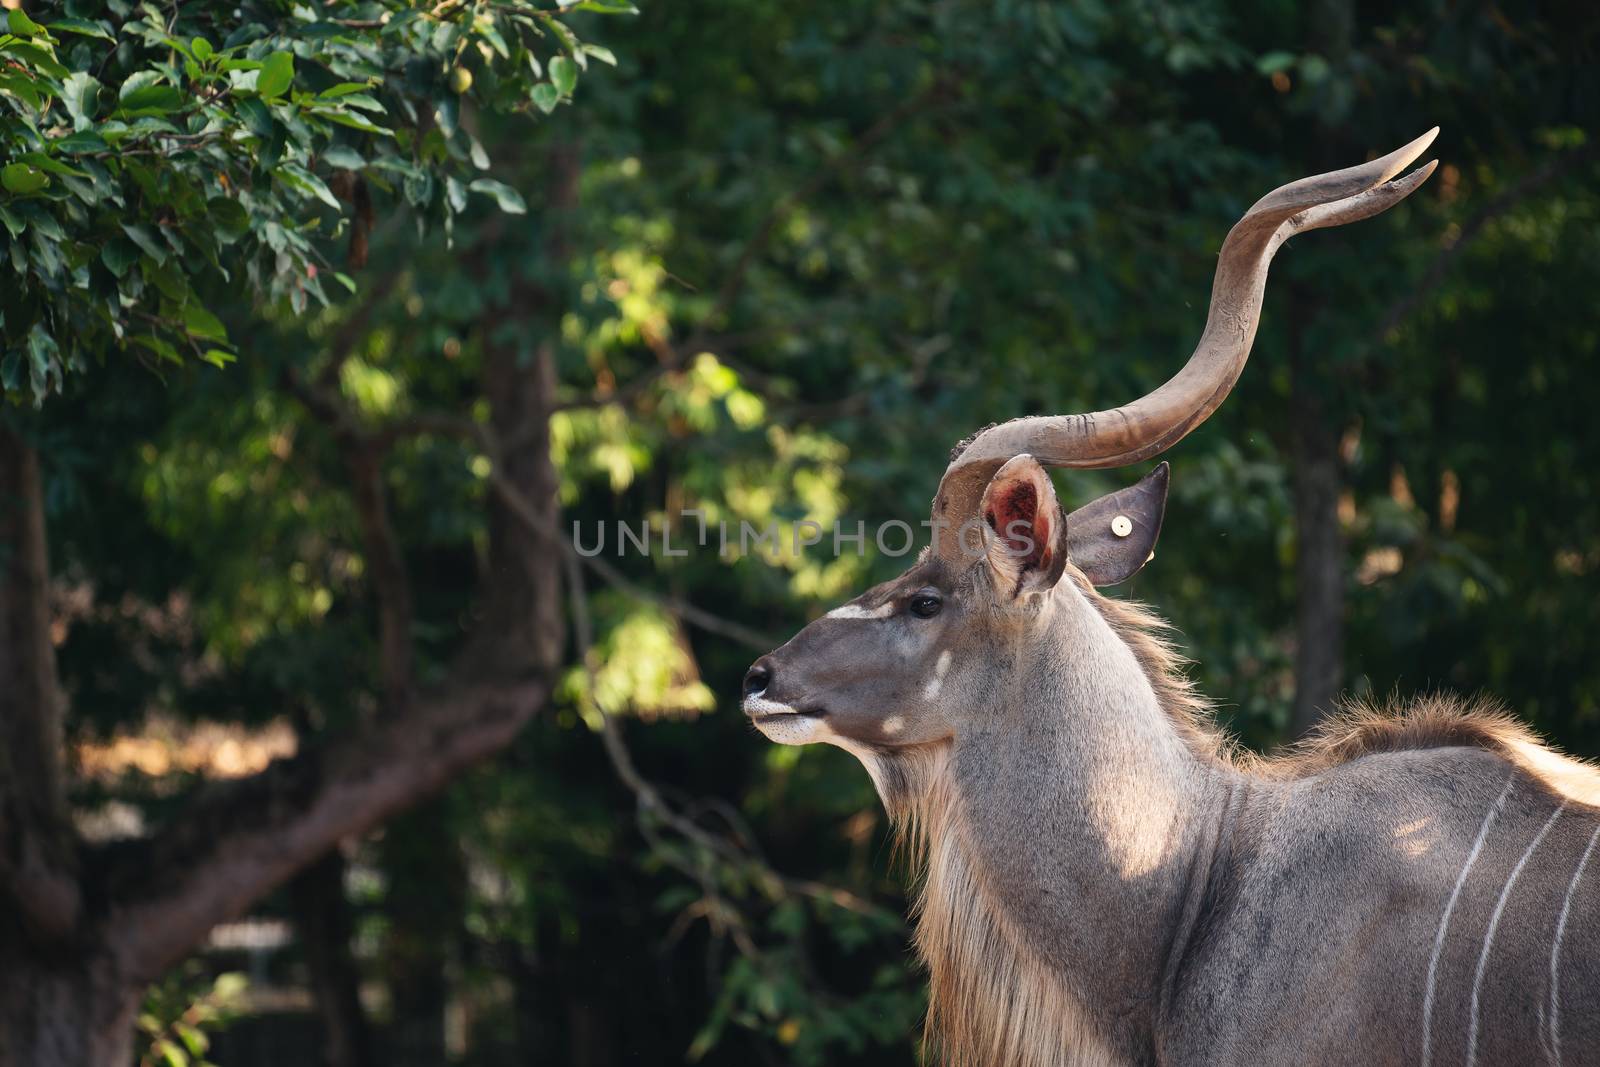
[743,131,1439,795]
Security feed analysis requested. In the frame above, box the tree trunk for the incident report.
[379,800,465,1066]
[289,847,378,1067]
[1288,299,1346,737]
[469,139,576,678]
[0,957,137,1067]
[0,424,81,940]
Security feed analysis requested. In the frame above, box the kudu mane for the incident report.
[891,742,1125,1067]
[1080,569,1600,806]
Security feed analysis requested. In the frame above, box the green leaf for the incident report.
[469,178,526,215]
[26,324,60,396]
[18,204,61,240]
[7,8,45,37]
[200,348,235,368]
[0,72,44,110]
[181,301,229,342]
[581,43,618,66]
[146,260,188,301]
[118,72,182,114]
[62,71,100,130]
[18,152,85,178]
[100,239,139,277]
[274,163,341,209]
[131,334,181,365]
[235,97,274,139]
[207,196,250,240]
[119,85,183,113]
[212,973,248,1001]
[53,129,108,154]
[321,111,390,135]
[191,36,214,62]
[546,17,580,52]
[576,0,639,11]
[318,82,376,99]
[550,55,577,96]
[530,82,559,114]
[0,204,24,236]
[118,70,161,102]
[331,92,384,114]
[8,43,68,79]
[322,145,365,170]
[257,50,294,99]
[49,17,114,41]
[120,223,169,264]
[1255,51,1296,76]
[445,176,467,213]
[173,1020,208,1057]
[1,163,49,195]
[0,352,23,393]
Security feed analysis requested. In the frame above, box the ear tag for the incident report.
[1111,515,1133,538]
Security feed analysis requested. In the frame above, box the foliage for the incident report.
[0,0,623,401]
[134,968,247,1067]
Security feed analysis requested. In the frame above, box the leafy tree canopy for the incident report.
[0,0,624,400]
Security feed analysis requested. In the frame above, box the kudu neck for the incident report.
[936,583,1229,1057]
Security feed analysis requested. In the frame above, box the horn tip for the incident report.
[1407,126,1442,154]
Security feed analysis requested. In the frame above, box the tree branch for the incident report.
[102,676,546,981]
[483,450,777,651]
[371,412,779,650]
[316,269,404,391]
[344,441,415,707]
[561,541,894,923]
[282,370,416,707]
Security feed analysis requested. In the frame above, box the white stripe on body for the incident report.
[1466,802,1566,1067]
[1423,775,1515,1067]
[1549,822,1600,1067]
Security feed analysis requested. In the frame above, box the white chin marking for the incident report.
[744,695,825,745]
[753,714,824,745]
[825,602,894,620]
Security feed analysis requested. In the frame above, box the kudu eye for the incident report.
[909,592,943,619]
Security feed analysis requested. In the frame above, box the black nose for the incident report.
[743,658,773,697]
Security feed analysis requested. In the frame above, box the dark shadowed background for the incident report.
[3,0,1599,1063]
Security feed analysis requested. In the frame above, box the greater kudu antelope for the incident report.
[741,129,1600,1066]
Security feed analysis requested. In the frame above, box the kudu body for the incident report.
[742,130,1600,1066]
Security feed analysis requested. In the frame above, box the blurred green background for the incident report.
[9,0,1600,1063]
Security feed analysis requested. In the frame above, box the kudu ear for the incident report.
[980,454,1070,597]
[1064,462,1169,587]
